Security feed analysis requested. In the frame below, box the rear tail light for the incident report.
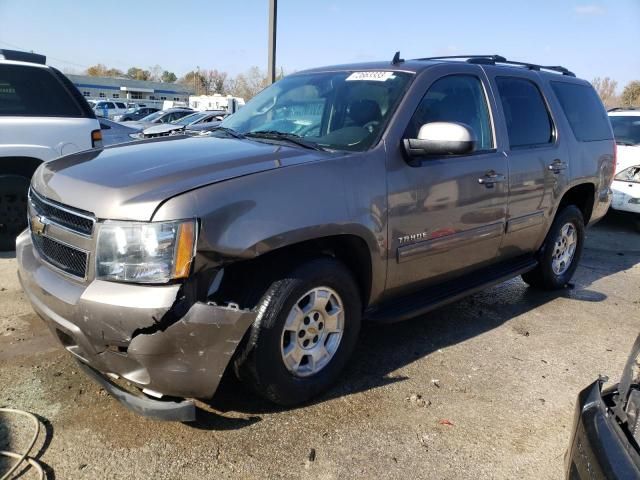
[91,129,103,149]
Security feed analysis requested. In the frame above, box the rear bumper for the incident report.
[16,230,256,412]
[565,381,640,479]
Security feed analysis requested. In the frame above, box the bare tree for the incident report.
[149,64,163,82]
[229,66,270,100]
[203,69,229,95]
[179,70,207,95]
[592,77,618,108]
[621,81,640,107]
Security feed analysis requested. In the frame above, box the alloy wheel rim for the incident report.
[551,222,577,275]
[280,287,345,377]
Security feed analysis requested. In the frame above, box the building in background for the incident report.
[67,74,191,108]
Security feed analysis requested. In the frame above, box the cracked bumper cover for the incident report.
[16,230,256,405]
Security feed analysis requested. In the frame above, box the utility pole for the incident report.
[268,0,277,84]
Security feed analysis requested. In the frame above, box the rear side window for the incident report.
[0,64,84,117]
[496,77,553,148]
[551,82,611,142]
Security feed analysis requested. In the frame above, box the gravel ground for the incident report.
[1,212,639,480]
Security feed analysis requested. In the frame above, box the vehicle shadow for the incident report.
[194,211,639,424]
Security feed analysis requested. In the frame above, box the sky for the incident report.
[0,0,638,90]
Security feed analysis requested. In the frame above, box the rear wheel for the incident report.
[0,175,30,251]
[233,257,361,406]
[522,205,585,289]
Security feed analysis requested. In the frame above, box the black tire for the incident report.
[233,257,362,406]
[522,205,585,290]
[0,175,30,251]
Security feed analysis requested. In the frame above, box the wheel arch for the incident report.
[0,156,44,180]
[557,182,596,224]
[211,233,375,311]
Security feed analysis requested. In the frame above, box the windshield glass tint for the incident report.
[610,116,640,145]
[173,112,208,125]
[221,71,413,151]
[140,111,164,122]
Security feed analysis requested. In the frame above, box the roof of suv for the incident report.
[298,54,583,80]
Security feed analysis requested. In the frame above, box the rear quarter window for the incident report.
[551,82,612,142]
[0,64,84,117]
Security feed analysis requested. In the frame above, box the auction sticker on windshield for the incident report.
[346,71,395,82]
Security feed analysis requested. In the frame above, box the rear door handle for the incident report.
[478,172,506,188]
[548,160,568,173]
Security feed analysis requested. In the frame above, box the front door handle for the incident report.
[478,171,506,188]
[548,159,568,173]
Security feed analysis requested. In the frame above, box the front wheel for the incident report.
[233,257,362,406]
[522,205,585,290]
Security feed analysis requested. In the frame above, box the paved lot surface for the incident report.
[1,212,639,479]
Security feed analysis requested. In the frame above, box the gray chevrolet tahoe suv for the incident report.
[16,54,615,421]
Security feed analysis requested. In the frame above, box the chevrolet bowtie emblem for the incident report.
[30,215,48,236]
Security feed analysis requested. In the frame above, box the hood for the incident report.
[122,120,155,129]
[32,135,332,221]
[616,144,640,173]
[143,123,185,136]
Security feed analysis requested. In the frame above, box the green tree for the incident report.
[85,64,122,77]
[179,70,207,95]
[621,81,640,107]
[161,70,177,83]
[126,67,151,81]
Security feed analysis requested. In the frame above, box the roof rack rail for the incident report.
[416,55,576,77]
[0,49,46,65]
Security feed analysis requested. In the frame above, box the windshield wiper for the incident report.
[207,126,245,139]
[245,130,325,151]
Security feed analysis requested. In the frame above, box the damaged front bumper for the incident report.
[16,230,256,420]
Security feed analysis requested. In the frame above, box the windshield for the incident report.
[140,111,164,122]
[172,112,209,126]
[220,71,413,151]
[610,116,640,145]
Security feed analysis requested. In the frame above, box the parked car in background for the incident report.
[137,110,226,138]
[122,107,193,129]
[0,49,101,250]
[98,118,142,146]
[566,334,640,479]
[16,54,614,420]
[608,108,640,228]
[93,100,128,119]
[114,106,159,122]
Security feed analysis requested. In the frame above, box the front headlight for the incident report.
[615,166,640,183]
[96,219,196,283]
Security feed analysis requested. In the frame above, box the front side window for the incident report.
[221,71,413,151]
[496,77,553,148]
[405,74,494,151]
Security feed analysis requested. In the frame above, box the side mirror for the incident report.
[404,122,476,158]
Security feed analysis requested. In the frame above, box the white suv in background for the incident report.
[93,100,128,119]
[608,108,640,226]
[0,49,101,250]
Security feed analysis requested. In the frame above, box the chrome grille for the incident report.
[32,234,88,278]
[29,189,94,236]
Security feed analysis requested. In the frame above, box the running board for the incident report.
[366,256,538,324]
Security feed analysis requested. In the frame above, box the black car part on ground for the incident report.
[566,335,640,479]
